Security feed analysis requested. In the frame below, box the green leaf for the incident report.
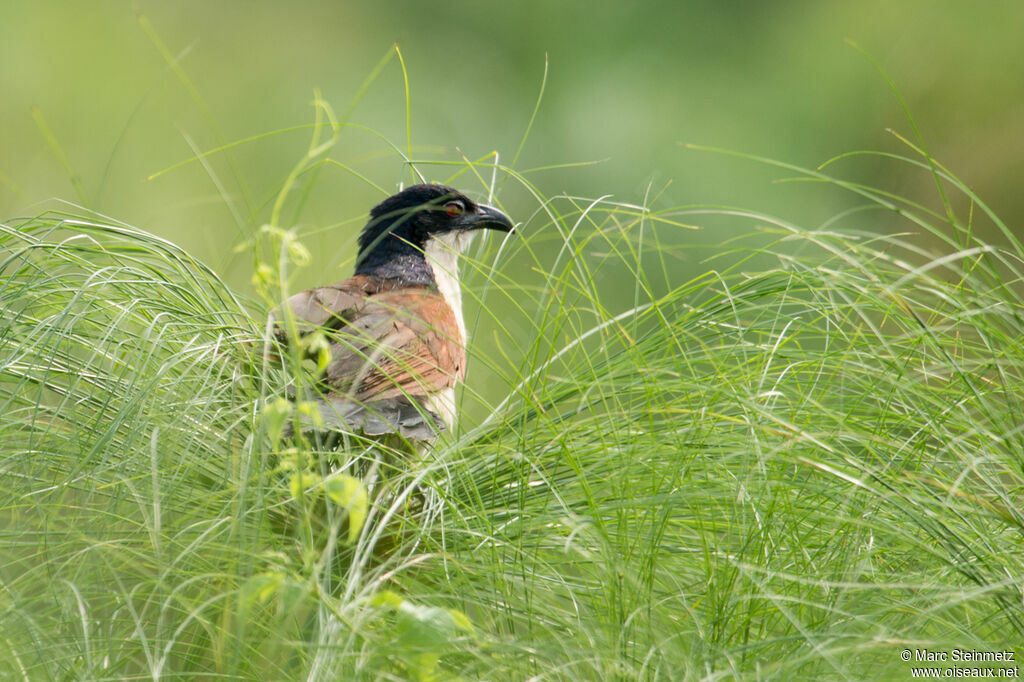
[262,397,292,446]
[324,474,369,543]
[371,590,405,609]
[295,400,325,428]
[395,603,457,651]
[300,331,332,372]
[445,608,474,634]
[243,572,285,606]
[288,471,321,500]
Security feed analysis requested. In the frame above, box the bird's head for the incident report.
[355,184,513,280]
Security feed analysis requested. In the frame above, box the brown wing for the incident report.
[323,288,465,402]
[271,275,465,403]
[270,273,379,339]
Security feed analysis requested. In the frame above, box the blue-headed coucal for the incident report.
[271,184,514,443]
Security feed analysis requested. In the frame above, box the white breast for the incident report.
[423,231,473,431]
[426,388,457,430]
[423,231,473,346]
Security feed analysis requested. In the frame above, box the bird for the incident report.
[271,183,514,446]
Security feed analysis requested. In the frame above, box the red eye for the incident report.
[444,200,464,217]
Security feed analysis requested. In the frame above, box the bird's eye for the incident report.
[444,200,465,217]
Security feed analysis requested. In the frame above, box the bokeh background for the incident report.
[2,0,1021,294]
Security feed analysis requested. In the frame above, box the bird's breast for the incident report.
[426,388,457,430]
[424,233,469,348]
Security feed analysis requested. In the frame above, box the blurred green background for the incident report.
[1,0,1021,294]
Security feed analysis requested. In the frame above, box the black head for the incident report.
[355,184,513,282]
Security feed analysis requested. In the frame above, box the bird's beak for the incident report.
[472,204,516,234]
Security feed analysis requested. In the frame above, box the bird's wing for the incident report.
[323,288,465,402]
[270,274,378,339]
[271,277,464,438]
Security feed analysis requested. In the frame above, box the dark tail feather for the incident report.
[282,397,445,441]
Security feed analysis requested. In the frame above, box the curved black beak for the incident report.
[471,203,515,234]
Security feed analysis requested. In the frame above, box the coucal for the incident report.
[272,184,514,444]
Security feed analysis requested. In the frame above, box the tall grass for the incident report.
[2,66,1023,680]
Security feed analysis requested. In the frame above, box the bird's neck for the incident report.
[354,244,436,287]
[354,234,469,344]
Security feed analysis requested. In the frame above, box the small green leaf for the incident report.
[289,471,321,500]
[285,234,311,266]
[243,572,284,606]
[445,608,474,633]
[262,397,292,446]
[396,603,457,650]
[277,447,300,471]
[251,263,275,289]
[411,652,439,681]
[324,474,368,543]
[371,589,404,609]
[295,400,324,428]
[300,332,332,372]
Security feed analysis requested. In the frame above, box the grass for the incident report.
[2,61,1023,680]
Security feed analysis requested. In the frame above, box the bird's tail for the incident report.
[283,396,445,442]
